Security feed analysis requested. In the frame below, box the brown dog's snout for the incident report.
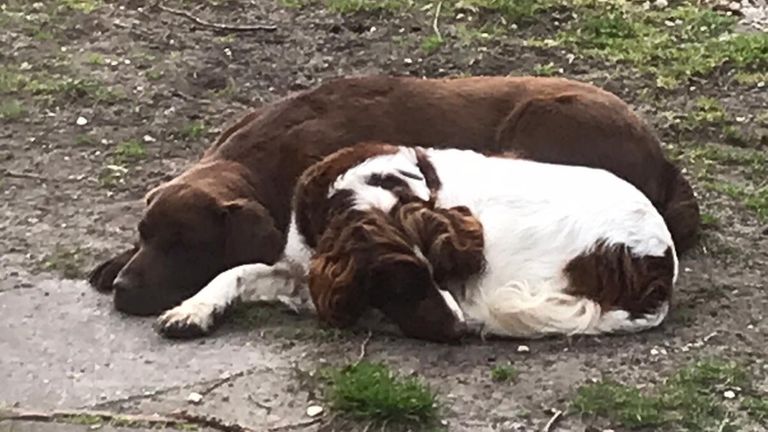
[112,272,137,294]
[112,270,159,316]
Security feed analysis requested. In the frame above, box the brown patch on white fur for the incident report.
[564,241,675,318]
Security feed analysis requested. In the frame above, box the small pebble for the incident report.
[186,392,203,404]
[76,116,88,126]
[306,405,323,417]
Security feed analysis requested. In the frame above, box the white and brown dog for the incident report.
[157,142,678,342]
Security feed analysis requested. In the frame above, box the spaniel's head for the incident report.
[294,142,485,342]
[307,207,469,343]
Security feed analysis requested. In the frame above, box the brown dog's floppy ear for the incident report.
[222,199,284,266]
[144,184,166,206]
[87,246,139,292]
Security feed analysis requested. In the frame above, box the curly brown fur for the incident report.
[308,199,485,342]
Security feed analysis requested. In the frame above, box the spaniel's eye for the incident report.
[366,173,409,191]
[397,169,423,181]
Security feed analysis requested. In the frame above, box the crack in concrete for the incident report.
[81,366,262,410]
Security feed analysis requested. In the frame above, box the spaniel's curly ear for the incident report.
[307,208,420,328]
[308,215,371,328]
[308,247,367,328]
[393,203,485,283]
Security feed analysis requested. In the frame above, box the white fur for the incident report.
[422,148,677,338]
[329,150,431,212]
[158,147,678,339]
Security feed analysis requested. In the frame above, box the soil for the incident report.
[1,1,767,432]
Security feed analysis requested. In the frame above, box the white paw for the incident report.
[155,302,217,339]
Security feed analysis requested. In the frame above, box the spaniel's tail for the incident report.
[482,281,669,338]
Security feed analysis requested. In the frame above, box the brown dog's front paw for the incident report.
[87,247,137,292]
[155,302,216,339]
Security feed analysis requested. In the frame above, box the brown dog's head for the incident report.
[308,201,484,343]
[112,168,283,315]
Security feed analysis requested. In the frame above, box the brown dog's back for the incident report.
[210,76,699,251]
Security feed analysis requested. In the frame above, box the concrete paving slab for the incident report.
[0,277,293,410]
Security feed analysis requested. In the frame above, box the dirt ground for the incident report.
[1,0,767,431]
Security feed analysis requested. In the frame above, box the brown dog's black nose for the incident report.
[112,273,135,294]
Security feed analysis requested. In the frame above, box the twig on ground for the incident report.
[171,410,256,432]
[716,415,730,432]
[247,394,273,413]
[0,408,258,432]
[200,370,248,396]
[353,330,373,366]
[266,418,322,431]
[543,409,563,432]
[151,1,278,32]
[1,409,186,428]
[432,1,443,40]
[2,169,47,181]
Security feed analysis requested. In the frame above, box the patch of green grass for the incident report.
[322,361,439,428]
[85,52,105,65]
[58,413,198,430]
[551,2,768,88]
[669,141,768,222]
[113,139,146,163]
[700,211,720,227]
[57,0,103,13]
[744,396,768,424]
[490,363,518,383]
[2,68,123,105]
[421,34,443,54]
[145,68,164,81]
[178,121,207,140]
[463,0,561,24]
[75,134,96,147]
[0,100,25,120]
[64,414,103,426]
[723,125,749,147]
[230,302,276,328]
[670,142,767,183]
[572,359,756,430]
[687,97,727,126]
[532,62,559,76]
[733,71,768,87]
[709,181,768,223]
[0,68,28,94]
[454,23,500,47]
[324,0,406,13]
[42,246,87,279]
[98,164,128,189]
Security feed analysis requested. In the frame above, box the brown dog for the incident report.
[88,75,700,316]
